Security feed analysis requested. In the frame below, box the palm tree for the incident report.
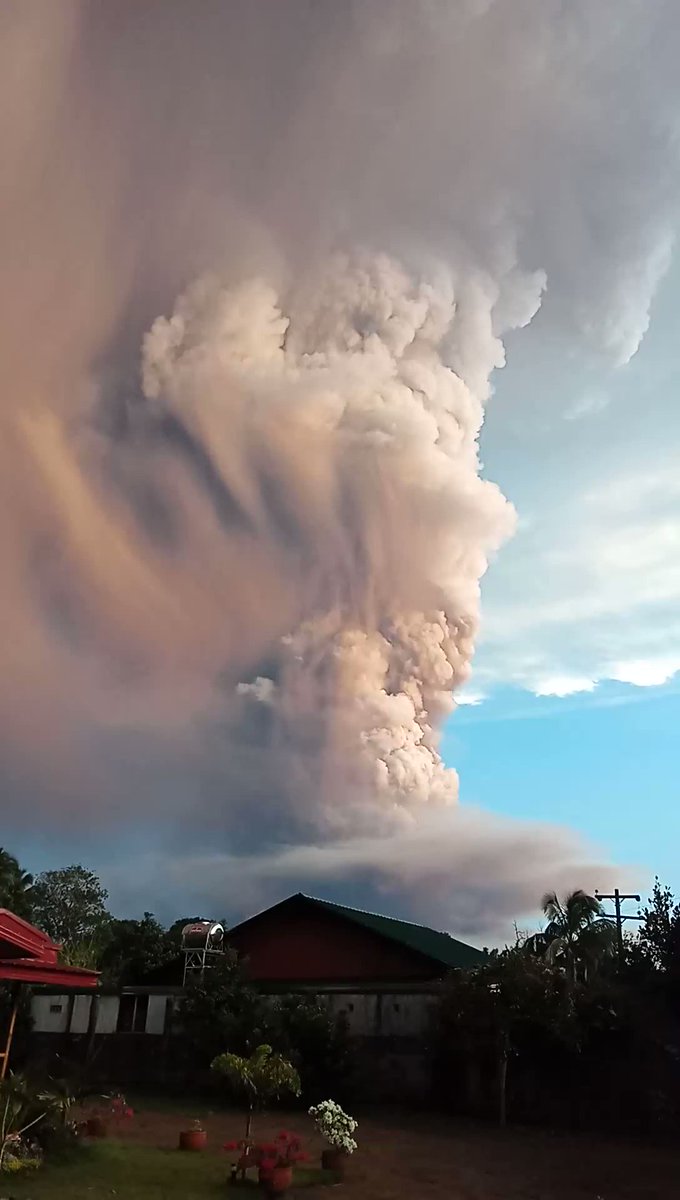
[526,889,615,981]
[0,848,35,921]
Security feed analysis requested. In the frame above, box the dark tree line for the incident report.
[0,849,210,986]
[433,884,680,1133]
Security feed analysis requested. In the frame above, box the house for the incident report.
[29,893,485,1094]
[0,907,98,1079]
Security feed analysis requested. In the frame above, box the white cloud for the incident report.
[607,657,680,688]
[533,676,597,698]
[454,688,487,706]
[473,450,680,698]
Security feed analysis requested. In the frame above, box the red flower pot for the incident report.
[321,1147,348,1178]
[268,1164,293,1194]
[86,1117,108,1138]
[179,1128,207,1152]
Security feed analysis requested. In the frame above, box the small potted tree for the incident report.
[308,1099,357,1178]
[211,1044,301,1145]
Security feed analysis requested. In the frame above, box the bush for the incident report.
[179,954,268,1067]
[266,996,353,1104]
[179,962,352,1102]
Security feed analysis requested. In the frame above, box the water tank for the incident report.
[181,921,224,950]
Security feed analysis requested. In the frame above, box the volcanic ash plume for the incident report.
[137,254,519,831]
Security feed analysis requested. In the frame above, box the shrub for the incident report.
[266,995,353,1103]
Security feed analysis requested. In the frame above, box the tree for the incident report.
[527,890,615,981]
[98,913,174,986]
[636,878,680,975]
[435,946,575,1126]
[179,954,267,1066]
[0,849,34,921]
[267,995,353,1103]
[211,1044,300,1139]
[31,865,111,961]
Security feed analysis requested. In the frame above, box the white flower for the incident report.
[308,1099,358,1154]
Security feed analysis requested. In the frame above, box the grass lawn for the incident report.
[4,1141,330,1199]
[6,1102,679,1199]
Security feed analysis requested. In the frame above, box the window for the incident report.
[116,994,136,1033]
[117,994,149,1033]
[133,994,149,1033]
[49,1003,63,1014]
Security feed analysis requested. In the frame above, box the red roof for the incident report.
[0,908,98,989]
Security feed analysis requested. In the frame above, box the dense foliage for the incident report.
[434,886,680,1132]
[31,866,111,968]
[179,957,352,1102]
[98,913,176,986]
[0,848,35,921]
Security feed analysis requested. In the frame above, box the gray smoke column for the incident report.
[2,0,678,934]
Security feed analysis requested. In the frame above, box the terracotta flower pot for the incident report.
[321,1147,348,1177]
[179,1128,207,1151]
[268,1164,293,1194]
[86,1117,108,1138]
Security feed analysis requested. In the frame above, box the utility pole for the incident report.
[595,888,642,959]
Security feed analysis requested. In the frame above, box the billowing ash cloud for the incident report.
[2,0,676,936]
[138,256,520,831]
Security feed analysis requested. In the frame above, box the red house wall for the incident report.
[227,905,437,984]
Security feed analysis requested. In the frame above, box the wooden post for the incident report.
[0,992,19,1081]
[497,1031,509,1128]
[85,993,100,1064]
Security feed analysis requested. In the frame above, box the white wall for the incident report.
[31,994,69,1034]
[146,995,167,1035]
[32,988,434,1038]
[95,995,119,1034]
[380,993,433,1037]
[70,994,92,1034]
[327,991,433,1036]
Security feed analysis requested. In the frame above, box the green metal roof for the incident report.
[301,894,486,971]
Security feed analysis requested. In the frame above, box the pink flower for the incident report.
[124,1107,134,1119]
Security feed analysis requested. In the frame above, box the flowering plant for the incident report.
[308,1100,357,1154]
[78,1091,133,1135]
[224,1131,308,1172]
[0,1133,43,1174]
[108,1093,135,1122]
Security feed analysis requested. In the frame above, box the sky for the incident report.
[2,1,680,945]
[446,251,680,903]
